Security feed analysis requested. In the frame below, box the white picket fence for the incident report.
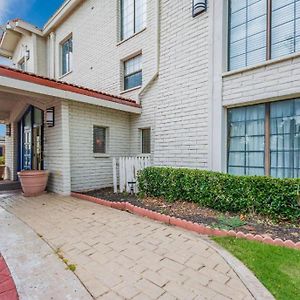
[112,156,151,194]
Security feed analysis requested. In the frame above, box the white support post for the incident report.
[112,158,117,193]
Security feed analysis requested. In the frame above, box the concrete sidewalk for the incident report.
[0,206,92,300]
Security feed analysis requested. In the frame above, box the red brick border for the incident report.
[71,192,300,251]
[0,255,18,300]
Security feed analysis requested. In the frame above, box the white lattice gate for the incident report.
[112,157,151,193]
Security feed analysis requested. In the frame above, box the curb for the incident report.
[71,192,300,251]
[202,239,275,300]
[0,254,19,300]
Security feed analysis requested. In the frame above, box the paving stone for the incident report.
[0,193,255,300]
[142,269,169,287]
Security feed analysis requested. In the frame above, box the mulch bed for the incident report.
[84,188,300,243]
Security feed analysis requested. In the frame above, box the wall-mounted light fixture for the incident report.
[192,0,207,17]
[25,49,30,60]
[6,124,11,137]
[46,107,55,127]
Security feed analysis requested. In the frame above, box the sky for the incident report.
[0,0,65,65]
[0,0,65,134]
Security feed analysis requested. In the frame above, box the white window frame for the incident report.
[60,35,73,76]
[120,0,147,41]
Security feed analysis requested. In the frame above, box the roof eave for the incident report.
[43,0,82,35]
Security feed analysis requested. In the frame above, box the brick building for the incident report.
[0,0,299,194]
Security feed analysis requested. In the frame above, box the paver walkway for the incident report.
[0,192,256,300]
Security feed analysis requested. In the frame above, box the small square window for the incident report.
[61,36,73,75]
[93,126,107,154]
[141,128,151,154]
[124,54,142,90]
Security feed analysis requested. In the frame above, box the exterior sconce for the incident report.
[193,0,207,17]
[46,107,55,127]
[6,124,11,136]
[25,49,30,60]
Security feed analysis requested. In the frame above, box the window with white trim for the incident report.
[121,0,147,40]
[124,54,142,90]
[61,36,73,75]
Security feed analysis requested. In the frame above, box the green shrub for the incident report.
[138,167,300,222]
[0,156,4,165]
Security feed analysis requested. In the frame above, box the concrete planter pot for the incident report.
[18,170,49,197]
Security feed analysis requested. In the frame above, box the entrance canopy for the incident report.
[0,65,141,124]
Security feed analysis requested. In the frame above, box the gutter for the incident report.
[138,0,160,99]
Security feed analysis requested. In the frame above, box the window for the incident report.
[228,104,266,176]
[270,99,300,178]
[121,0,147,40]
[228,98,300,178]
[61,36,73,75]
[271,0,300,59]
[124,55,142,90]
[228,0,300,71]
[228,0,267,70]
[141,128,151,154]
[93,126,107,154]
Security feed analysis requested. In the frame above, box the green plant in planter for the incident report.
[0,156,4,166]
[212,216,247,230]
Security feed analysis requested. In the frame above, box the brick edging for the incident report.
[71,192,300,251]
[0,255,19,300]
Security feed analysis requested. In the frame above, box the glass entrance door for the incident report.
[19,106,44,171]
[23,109,32,170]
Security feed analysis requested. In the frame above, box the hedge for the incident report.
[138,167,300,222]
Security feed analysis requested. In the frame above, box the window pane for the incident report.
[142,128,151,153]
[228,0,267,70]
[125,71,142,90]
[93,126,106,153]
[135,0,147,32]
[271,0,298,59]
[228,104,265,176]
[124,55,142,90]
[121,0,134,39]
[124,55,142,76]
[62,37,72,75]
[270,99,300,178]
[121,0,146,40]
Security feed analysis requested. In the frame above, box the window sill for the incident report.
[137,153,151,157]
[94,154,110,158]
[120,85,142,94]
[117,28,147,46]
[59,70,73,80]
[223,51,300,78]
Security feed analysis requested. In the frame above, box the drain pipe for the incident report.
[138,0,160,100]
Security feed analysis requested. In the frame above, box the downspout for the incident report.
[138,0,160,100]
[49,32,56,78]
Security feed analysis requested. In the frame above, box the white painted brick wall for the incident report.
[223,55,300,107]
[44,101,71,194]
[68,101,131,191]
[4,122,18,181]
[51,0,210,177]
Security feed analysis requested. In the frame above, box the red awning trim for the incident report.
[0,65,141,108]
